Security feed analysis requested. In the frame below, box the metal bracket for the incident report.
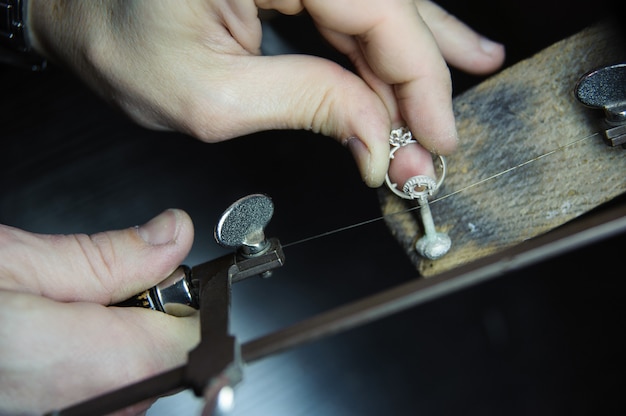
[48,195,285,415]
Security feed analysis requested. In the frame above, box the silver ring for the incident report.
[384,127,447,201]
[403,175,437,200]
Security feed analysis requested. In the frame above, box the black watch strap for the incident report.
[1,0,47,71]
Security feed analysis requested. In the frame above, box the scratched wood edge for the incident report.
[379,21,626,277]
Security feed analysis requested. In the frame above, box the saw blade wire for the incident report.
[282,132,601,249]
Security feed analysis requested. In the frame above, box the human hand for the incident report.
[0,210,199,415]
[28,0,504,187]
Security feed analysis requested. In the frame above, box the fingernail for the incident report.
[137,209,180,245]
[346,136,373,184]
[479,36,501,56]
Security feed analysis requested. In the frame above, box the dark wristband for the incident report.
[1,0,47,71]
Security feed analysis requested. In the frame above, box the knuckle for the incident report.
[306,66,353,136]
[71,232,118,301]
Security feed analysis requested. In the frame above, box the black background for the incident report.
[1,1,624,415]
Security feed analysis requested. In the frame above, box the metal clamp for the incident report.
[57,194,285,415]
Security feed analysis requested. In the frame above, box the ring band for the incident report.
[384,127,447,201]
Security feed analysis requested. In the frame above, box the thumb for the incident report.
[0,209,194,305]
[210,54,394,187]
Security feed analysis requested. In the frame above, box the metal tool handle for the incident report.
[49,194,286,415]
[115,194,275,316]
[113,265,198,317]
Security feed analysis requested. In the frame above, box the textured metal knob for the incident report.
[575,62,626,147]
[575,62,626,124]
[214,194,274,255]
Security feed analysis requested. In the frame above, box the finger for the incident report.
[0,209,194,304]
[316,30,403,126]
[0,291,199,414]
[219,0,264,54]
[388,142,436,188]
[304,0,458,156]
[416,0,505,74]
[255,0,304,15]
[190,54,394,187]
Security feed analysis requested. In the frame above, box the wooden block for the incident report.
[380,22,626,277]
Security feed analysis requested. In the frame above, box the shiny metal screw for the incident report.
[415,197,451,260]
[404,176,451,260]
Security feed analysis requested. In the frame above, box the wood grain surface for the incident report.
[380,22,626,277]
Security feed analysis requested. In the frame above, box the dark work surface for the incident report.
[1,2,624,415]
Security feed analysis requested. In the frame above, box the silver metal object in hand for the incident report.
[384,127,451,260]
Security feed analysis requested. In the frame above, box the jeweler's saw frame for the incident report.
[47,22,626,416]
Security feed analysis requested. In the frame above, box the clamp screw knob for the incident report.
[215,194,274,255]
[575,63,626,147]
[575,62,626,124]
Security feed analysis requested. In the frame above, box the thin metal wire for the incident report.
[282,132,602,249]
